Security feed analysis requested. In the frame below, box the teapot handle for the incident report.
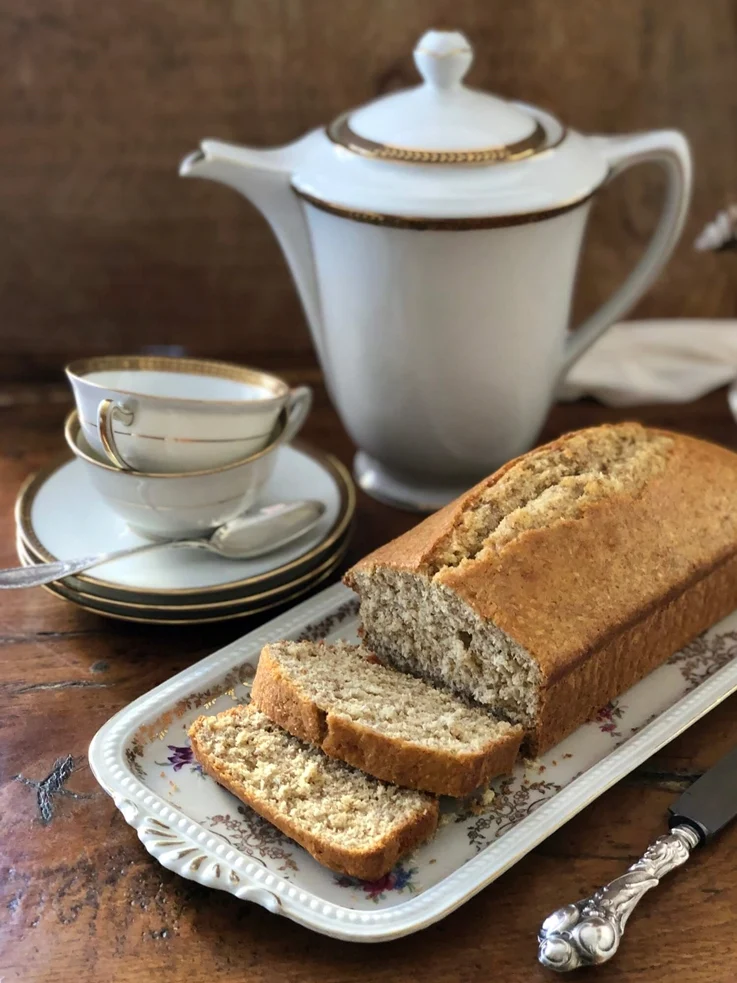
[561,130,692,373]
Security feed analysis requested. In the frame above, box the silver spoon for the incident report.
[2,500,326,589]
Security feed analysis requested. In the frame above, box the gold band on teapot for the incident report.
[326,112,555,165]
[291,186,598,230]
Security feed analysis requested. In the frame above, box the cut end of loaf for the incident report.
[353,570,541,734]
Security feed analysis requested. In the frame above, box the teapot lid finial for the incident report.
[327,27,557,163]
[414,30,473,89]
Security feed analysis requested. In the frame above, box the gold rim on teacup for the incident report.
[65,355,289,407]
[67,356,294,472]
[64,408,288,478]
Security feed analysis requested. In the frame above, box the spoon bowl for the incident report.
[207,501,325,558]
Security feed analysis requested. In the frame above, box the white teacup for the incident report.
[63,389,312,540]
[66,355,299,473]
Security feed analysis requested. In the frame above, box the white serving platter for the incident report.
[89,582,737,942]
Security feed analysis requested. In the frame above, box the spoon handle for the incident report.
[5,499,326,588]
[1,541,167,589]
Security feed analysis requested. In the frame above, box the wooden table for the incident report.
[1,376,736,983]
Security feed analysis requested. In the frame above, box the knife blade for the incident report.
[668,742,737,841]
[537,743,737,972]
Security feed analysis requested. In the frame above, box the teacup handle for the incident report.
[97,399,135,470]
[279,386,313,445]
[561,129,692,374]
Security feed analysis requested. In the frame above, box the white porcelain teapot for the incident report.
[181,29,692,511]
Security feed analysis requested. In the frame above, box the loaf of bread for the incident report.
[189,705,438,879]
[345,423,737,754]
[251,640,522,796]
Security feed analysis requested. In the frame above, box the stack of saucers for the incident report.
[15,356,355,624]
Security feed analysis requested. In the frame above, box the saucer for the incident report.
[16,535,349,624]
[15,442,355,604]
[18,533,351,613]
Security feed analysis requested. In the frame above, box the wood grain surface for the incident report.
[2,0,737,381]
[1,381,736,982]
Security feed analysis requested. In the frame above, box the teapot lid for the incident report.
[291,30,608,223]
[328,30,546,165]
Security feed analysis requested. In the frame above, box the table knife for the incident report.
[538,743,737,971]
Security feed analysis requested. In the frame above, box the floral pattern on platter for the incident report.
[592,701,626,737]
[156,743,204,777]
[126,665,256,779]
[295,598,359,643]
[335,862,419,902]
[670,629,737,686]
[205,806,300,873]
[117,590,737,915]
[462,775,566,851]
[125,738,147,782]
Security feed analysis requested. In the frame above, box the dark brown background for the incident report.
[1,0,737,383]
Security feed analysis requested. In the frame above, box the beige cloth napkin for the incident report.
[560,320,737,407]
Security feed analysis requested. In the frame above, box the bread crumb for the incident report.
[465,787,496,815]
[524,758,548,774]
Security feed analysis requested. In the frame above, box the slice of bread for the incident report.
[251,640,523,796]
[188,704,438,880]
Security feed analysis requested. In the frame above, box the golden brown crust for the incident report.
[344,426,737,753]
[322,715,520,797]
[252,644,522,797]
[531,546,737,754]
[343,425,599,583]
[438,431,737,681]
[188,708,438,881]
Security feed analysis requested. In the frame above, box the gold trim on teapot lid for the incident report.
[326,113,550,165]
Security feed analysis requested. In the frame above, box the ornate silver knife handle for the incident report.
[538,824,701,972]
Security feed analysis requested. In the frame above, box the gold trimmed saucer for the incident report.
[15,441,355,604]
[18,533,351,613]
[17,535,349,625]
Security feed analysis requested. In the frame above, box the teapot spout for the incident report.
[179,136,313,192]
[180,135,325,359]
